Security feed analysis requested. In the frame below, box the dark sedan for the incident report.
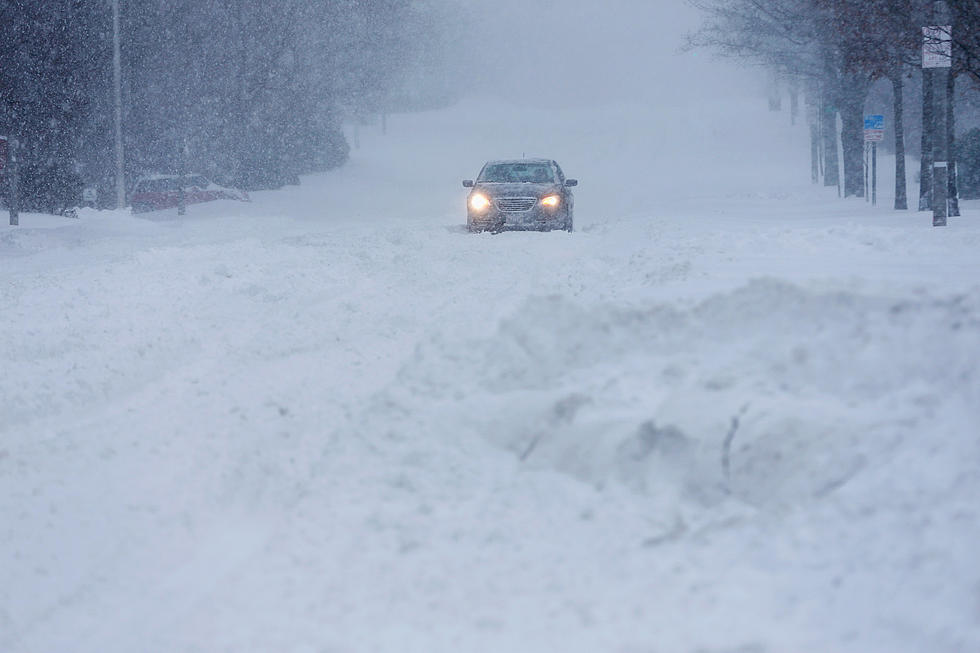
[463,159,577,232]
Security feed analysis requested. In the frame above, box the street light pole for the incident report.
[8,138,18,226]
[929,1,951,227]
[112,0,126,209]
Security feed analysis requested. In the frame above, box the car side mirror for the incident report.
[565,179,578,187]
[462,180,474,188]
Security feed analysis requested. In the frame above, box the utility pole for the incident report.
[923,4,952,227]
[112,0,126,209]
[893,73,908,210]
[918,68,933,211]
[236,0,248,188]
[8,138,18,226]
[947,52,960,217]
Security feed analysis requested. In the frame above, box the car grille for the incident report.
[496,197,537,212]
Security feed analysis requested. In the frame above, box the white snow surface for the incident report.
[2,97,980,653]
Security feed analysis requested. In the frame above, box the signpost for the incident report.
[864,115,884,206]
[924,18,952,227]
[863,115,884,142]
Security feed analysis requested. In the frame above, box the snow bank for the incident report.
[395,278,979,512]
[377,279,980,652]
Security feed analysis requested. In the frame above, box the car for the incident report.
[463,159,577,232]
[130,174,249,213]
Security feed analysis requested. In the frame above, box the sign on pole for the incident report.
[864,115,884,142]
[863,116,883,206]
[923,26,952,68]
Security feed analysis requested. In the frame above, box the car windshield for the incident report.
[479,163,555,184]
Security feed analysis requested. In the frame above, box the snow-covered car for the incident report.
[463,159,577,232]
[130,174,249,213]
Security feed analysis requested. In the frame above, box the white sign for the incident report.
[923,26,952,68]
[864,130,884,143]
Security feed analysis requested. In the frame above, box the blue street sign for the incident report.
[864,115,885,130]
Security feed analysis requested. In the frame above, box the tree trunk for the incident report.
[919,69,934,211]
[805,82,820,183]
[811,121,820,184]
[819,113,825,179]
[892,72,908,210]
[768,69,782,111]
[790,76,800,126]
[839,77,867,198]
[947,70,960,216]
[821,95,840,189]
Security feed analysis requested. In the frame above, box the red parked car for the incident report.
[130,174,249,213]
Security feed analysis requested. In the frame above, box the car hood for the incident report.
[474,182,559,196]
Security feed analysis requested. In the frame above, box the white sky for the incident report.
[454,0,756,106]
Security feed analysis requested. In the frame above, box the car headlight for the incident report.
[469,193,491,211]
[541,194,560,208]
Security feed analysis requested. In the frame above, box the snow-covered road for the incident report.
[2,96,979,653]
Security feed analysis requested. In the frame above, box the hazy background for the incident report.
[0,0,764,213]
[454,0,756,106]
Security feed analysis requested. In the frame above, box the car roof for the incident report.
[484,158,554,166]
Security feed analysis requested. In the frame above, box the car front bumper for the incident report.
[468,206,565,232]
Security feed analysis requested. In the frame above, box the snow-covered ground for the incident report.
[2,92,979,653]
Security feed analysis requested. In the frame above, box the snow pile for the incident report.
[394,278,979,513]
[378,279,980,651]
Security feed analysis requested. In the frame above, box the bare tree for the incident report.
[690,0,929,207]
